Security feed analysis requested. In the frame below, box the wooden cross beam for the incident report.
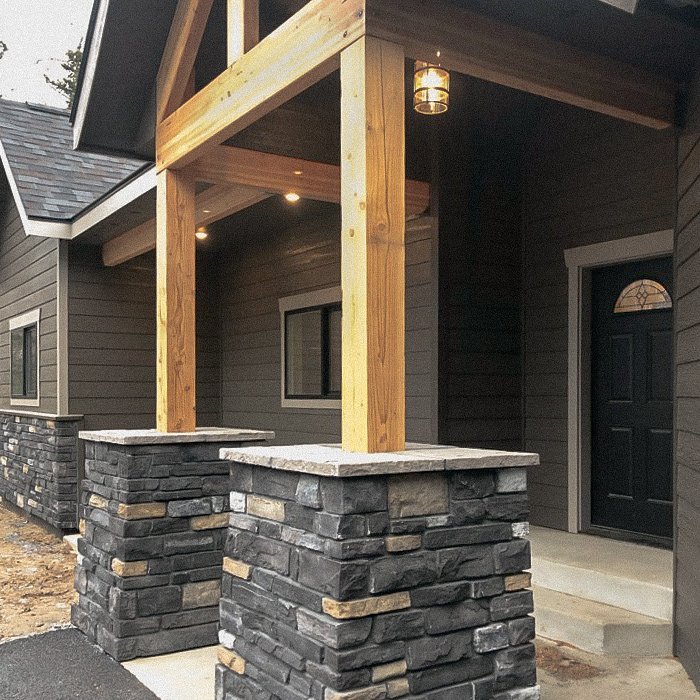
[102,183,271,267]
[156,0,215,125]
[190,146,430,217]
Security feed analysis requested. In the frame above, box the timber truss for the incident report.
[108,0,676,449]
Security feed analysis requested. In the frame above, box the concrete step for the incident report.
[533,585,673,657]
[530,526,673,621]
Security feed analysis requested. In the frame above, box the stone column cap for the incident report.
[220,442,539,478]
[79,427,275,445]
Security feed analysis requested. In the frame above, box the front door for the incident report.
[591,257,673,542]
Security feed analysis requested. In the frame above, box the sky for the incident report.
[0,0,94,108]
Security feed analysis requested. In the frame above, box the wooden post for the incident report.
[340,37,406,453]
[228,0,259,65]
[156,169,197,432]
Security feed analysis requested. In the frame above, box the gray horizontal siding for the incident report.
[522,103,676,530]
[675,81,700,684]
[0,187,58,413]
[219,209,437,445]
[438,133,523,454]
[67,248,219,430]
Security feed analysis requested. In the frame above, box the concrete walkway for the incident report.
[120,639,700,700]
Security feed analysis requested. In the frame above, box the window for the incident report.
[613,279,672,314]
[10,309,40,404]
[279,288,341,408]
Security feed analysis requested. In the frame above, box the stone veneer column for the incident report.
[71,428,273,661]
[216,444,540,700]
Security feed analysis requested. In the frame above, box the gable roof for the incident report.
[0,99,146,223]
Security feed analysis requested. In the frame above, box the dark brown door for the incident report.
[591,257,673,541]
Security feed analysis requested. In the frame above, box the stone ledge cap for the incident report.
[220,442,539,477]
[79,427,275,446]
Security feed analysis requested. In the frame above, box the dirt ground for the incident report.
[0,502,76,642]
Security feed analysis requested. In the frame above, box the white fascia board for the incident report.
[73,0,110,151]
[0,140,71,238]
[596,0,639,12]
[0,138,156,241]
[69,166,156,239]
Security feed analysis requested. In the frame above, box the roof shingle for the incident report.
[0,99,146,221]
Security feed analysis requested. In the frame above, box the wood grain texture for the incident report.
[228,0,259,64]
[156,0,365,171]
[102,183,270,267]
[156,0,215,125]
[156,169,197,432]
[191,146,430,216]
[341,37,406,453]
[366,0,676,129]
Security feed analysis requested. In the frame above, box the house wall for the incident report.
[217,206,438,445]
[67,246,220,431]
[522,104,676,530]
[0,184,59,413]
[438,132,523,452]
[674,67,700,687]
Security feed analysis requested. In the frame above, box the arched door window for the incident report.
[613,279,672,314]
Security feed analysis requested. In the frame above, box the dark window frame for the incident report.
[284,302,341,401]
[11,322,38,400]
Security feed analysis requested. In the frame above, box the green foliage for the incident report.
[44,40,83,109]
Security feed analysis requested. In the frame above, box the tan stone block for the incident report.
[504,572,532,592]
[388,472,448,518]
[89,494,109,511]
[16,494,24,508]
[78,519,86,536]
[182,579,221,609]
[217,647,245,674]
[112,558,148,577]
[22,465,29,474]
[27,499,39,509]
[247,494,285,522]
[386,678,410,698]
[117,502,167,520]
[372,659,407,683]
[385,535,421,553]
[325,686,387,700]
[190,513,229,530]
[322,592,411,620]
[222,557,252,580]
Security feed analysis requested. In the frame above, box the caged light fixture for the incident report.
[413,53,450,115]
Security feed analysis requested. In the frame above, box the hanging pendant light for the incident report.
[413,59,450,115]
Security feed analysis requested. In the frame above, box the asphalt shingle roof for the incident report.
[0,99,146,221]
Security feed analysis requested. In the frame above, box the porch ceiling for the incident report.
[73,0,698,162]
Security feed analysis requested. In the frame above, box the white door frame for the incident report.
[563,229,674,534]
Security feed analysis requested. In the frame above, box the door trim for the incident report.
[564,230,674,534]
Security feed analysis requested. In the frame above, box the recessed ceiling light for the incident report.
[195,228,208,240]
[202,209,211,213]
[293,170,303,176]
[285,192,301,203]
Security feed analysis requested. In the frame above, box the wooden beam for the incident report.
[228,0,259,64]
[156,0,215,125]
[365,0,676,129]
[191,146,430,217]
[156,0,365,172]
[156,169,197,432]
[341,37,406,453]
[102,183,271,267]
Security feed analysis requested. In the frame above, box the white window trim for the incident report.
[9,308,41,407]
[279,287,341,410]
[563,229,673,534]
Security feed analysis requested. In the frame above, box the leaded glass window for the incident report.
[613,279,672,314]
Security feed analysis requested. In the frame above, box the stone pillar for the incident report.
[0,410,83,531]
[216,444,540,700]
[71,428,273,661]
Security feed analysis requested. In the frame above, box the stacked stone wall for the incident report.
[0,412,81,530]
[216,464,539,700]
[72,439,265,661]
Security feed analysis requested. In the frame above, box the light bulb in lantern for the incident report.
[413,60,450,115]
